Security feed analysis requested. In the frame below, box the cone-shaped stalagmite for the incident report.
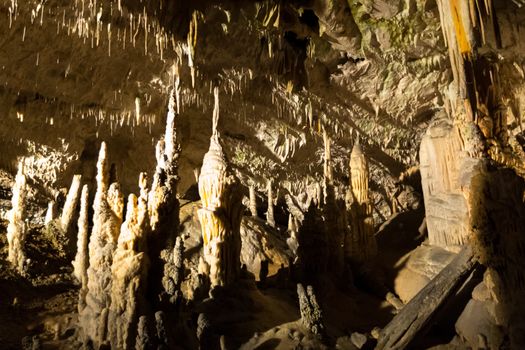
[108,176,150,350]
[346,141,376,262]
[7,161,28,274]
[80,142,124,347]
[148,86,181,297]
[61,174,82,234]
[198,87,244,288]
[73,185,89,309]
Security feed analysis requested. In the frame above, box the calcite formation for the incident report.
[80,142,124,347]
[44,201,56,225]
[108,188,150,350]
[249,184,257,217]
[72,185,89,293]
[198,87,244,288]
[266,179,275,227]
[419,117,473,247]
[297,283,325,337]
[148,87,181,298]
[6,161,28,274]
[60,174,82,235]
[346,142,376,262]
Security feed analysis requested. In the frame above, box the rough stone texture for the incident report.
[72,184,89,303]
[240,216,291,280]
[297,283,325,337]
[419,116,485,248]
[79,143,124,347]
[6,162,28,274]
[108,191,150,350]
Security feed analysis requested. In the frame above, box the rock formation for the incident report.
[266,179,275,228]
[346,141,376,262]
[6,161,28,274]
[72,185,89,293]
[79,142,124,347]
[60,174,82,236]
[44,201,56,225]
[198,87,244,288]
[108,187,150,350]
[297,283,325,337]
[249,184,257,218]
[148,86,181,298]
[419,116,473,247]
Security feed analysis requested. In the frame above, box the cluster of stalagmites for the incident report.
[73,86,187,349]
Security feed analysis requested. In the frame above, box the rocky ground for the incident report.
[0,168,475,350]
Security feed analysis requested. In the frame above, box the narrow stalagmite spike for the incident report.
[60,174,82,234]
[266,179,275,228]
[249,184,257,217]
[73,184,89,311]
[7,161,28,275]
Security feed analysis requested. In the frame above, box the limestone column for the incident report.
[346,141,376,262]
[197,87,244,288]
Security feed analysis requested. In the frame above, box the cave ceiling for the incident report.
[0,0,524,222]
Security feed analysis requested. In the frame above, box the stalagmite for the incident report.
[44,201,56,225]
[346,141,376,262]
[7,161,28,274]
[72,185,89,288]
[198,87,244,288]
[60,174,82,234]
[148,87,181,297]
[162,235,185,295]
[79,142,124,347]
[108,185,150,350]
[297,283,325,337]
[266,179,275,227]
[249,184,257,217]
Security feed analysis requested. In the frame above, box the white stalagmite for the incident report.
[346,141,376,262]
[45,200,56,225]
[61,174,82,234]
[80,142,124,347]
[249,184,257,217]
[266,179,275,227]
[73,185,89,298]
[198,87,244,288]
[7,161,28,274]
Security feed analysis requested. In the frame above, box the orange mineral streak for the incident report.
[450,0,472,55]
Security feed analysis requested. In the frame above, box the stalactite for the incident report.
[346,141,376,262]
[266,179,275,227]
[198,87,244,288]
[7,161,28,275]
[79,142,124,347]
[60,174,82,237]
[72,185,89,289]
